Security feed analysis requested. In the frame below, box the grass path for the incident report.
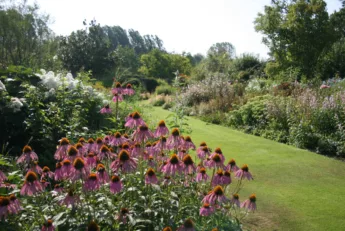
[142,105,345,231]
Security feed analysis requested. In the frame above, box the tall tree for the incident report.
[255,0,334,78]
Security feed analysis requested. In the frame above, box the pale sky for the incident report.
[30,0,342,58]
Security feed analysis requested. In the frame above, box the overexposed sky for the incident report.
[30,0,342,58]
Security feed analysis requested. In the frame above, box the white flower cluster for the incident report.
[0,80,6,91]
[10,97,25,112]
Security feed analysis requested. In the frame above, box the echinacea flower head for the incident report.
[197,145,210,160]
[212,169,224,186]
[9,194,21,213]
[100,104,112,114]
[110,150,138,173]
[111,82,123,95]
[132,124,154,142]
[161,154,182,176]
[119,208,130,224]
[0,196,17,219]
[177,218,195,231]
[112,93,123,103]
[125,111,145,128]
[71,157,89,181]
[111,132,126,146]
[84,173,100,191]
[67,146,79,161]
[98,145,113,160]
[205,153,225,169]
[199,203,215,216]
[182,154,196,174]
[78,137,86,144]
[184,136,196,150]
[231,194,240,207]
[110,175,122,194]
[17,145,38,164]
[60,189,80,208]
[154,120,169,137]
[223,171,232,185]
[167,128,184,150]
[41,219,55,231]
[196,167,209,182]
[226,159,239,172]
[62,159,73,179]
[54,138,71,160]
[85,138,95,152]
[202,185,228,205]
[235,164,253,180]
[20,171,43,196]
[145,168,158,185]
[163,227,173,231]
[96,163,110,184]
[86,152,97,169]
[241,194,257,211]
[41,166,54,180]
[54,162,63,181]
[87,220,100,231]
[124,83,135,95]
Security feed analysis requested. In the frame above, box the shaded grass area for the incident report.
[142,105,345,231]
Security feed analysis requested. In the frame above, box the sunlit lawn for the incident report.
[142,104,345,231]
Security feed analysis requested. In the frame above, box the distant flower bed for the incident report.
[0,108,257,230]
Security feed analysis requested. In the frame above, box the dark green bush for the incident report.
[155,85,175,95]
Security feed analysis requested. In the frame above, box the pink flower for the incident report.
[225,159,239,172]
[98,145,114,160]
[20,171,43,196]
[212,170,231,186]
[60,190,80,208]
[17,145,38,165]
[111,82,123,95]
[83,173,101,191]
[100,105,112,114]
[75,142,87,157]
[85,138,96,153]
[132,124,154,142]
[130,143,141,157]
[0,170,7,183]
[235,164,253,180]
[110,175,123,194]
[41,166,54,180]
[196,167,209,182]
[110,150,138,173]
[94,138,104,154]
[320,84,330,89]
[29,161,43,175]
[96,164,110,184]
[123,83,135,96]
[222,171,232,185]
[118,208,129,224]
[202,185,228,205]
[41,219,55,231]
[54,138,71,161]
[183,136,196,150]
[112,93,123,103]
[61,159,73,179]
[125,111,145,128]
[197,145,210,160]
[177,218,195,231]
[110,132,127,146]
[0,196,17,219]
[167,128,184,150]
[182,155,196,175]
[154,120,169,137]
[86,152,97,169]
[53,184,64,194]
[71,157,89,181]
[204,153,225,169]
[54,162,63,181]
[231,194,240,208]
[199,203,215,216]
[154,136,169,152]
[161,154,182,176]
[145,168,158,185]
[9,194,22,213]
[241,194,257,211]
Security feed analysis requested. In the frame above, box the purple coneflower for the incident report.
[86,152,97,169]
[110,150,138,173]
[71,157,89,181]
[29,161,43,175]
[199,203,215,216]
[9,194,21,213]
[0,196,17,219]
[226,159,239,172]
[96,164,109,184]
[110,132,126,146]
[177,218,196,231]
[241,194,257,211]
[85,138,96,153]
[145,168,158,185]
[196,167,209,182]
[163,227,173,231]
[118,208,129,224]
[205,153,225,169]
[84,173,100,191]
[183,136,196,150]
[132,124,154,142]
[41,166,54,180]
[231,194,240,207]
[154,120,169,137]
[210,148,225,162]
[112,93,123,103]
[54,138,71,160]
[155,136,169,152]
[61,159,73,179]
[223,171,232,185]
[125,111,145,128]
[60,189,80,208]
[110,175,122,194]
[75,142,87,157]
[53,184,64,194]
[202,185,228,205]
[182,154,196,174]
[66,146,79,162]
[94,138,104,154]
[98,145,114,160]
[161,154,182,176]
[212,169,224,186]
[235,164,253,180]
[167,128,184,150]
[54,162,63,181]
[100,104,112,114]
[41,219,55,231]
[197,145,210,160]
[130,143,141,157]
[123,83,135,95]
[17,145,38,164]
[112,82,123,95]
[20,171,43,196]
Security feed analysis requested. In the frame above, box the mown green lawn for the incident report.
[141,105,345,231]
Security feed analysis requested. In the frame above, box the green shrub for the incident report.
[155,85,175,95]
